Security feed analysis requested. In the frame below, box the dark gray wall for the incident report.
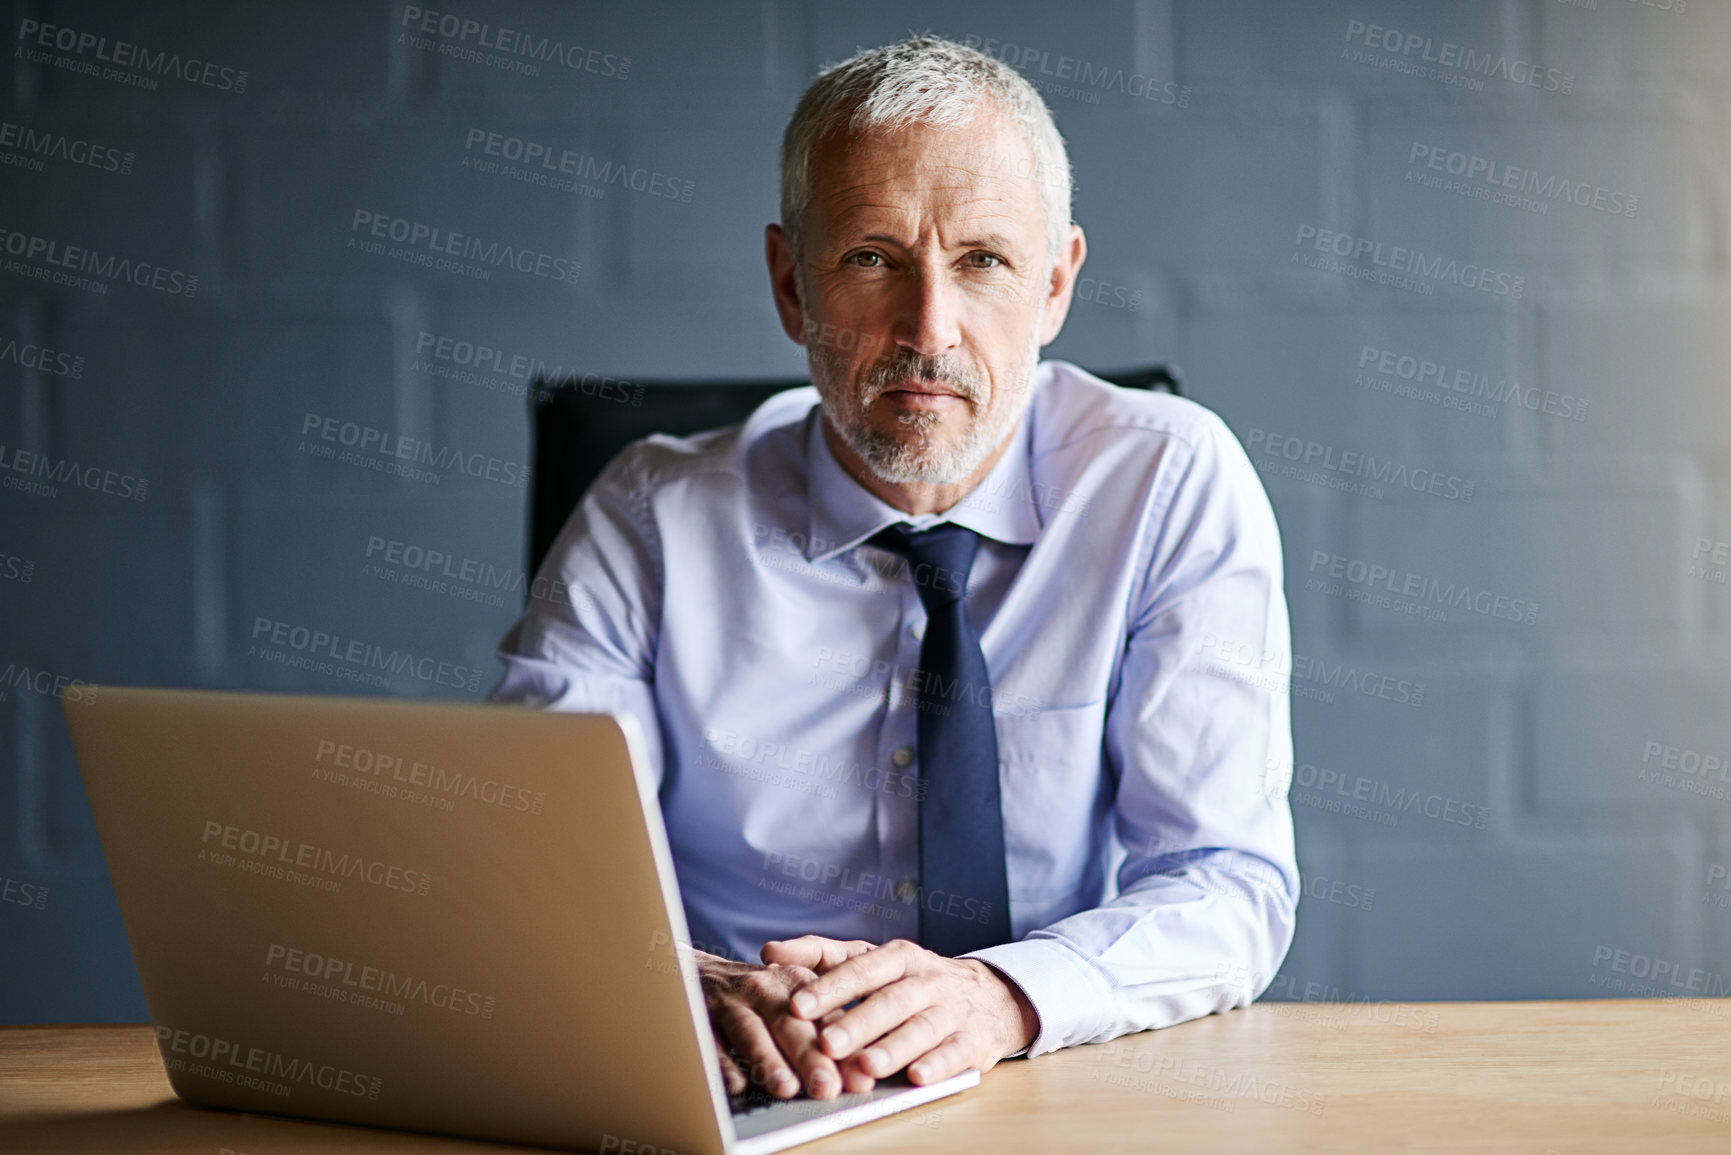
[2,0,1724,1023]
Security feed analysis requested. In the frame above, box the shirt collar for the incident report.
[803,395,1042,562]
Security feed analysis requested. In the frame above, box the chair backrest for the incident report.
[526,364,1181,576]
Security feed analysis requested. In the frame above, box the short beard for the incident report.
[810,332,1039,486]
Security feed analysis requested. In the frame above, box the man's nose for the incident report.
[892,266,962,357]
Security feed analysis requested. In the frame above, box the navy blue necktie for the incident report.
[870,522,1013,956]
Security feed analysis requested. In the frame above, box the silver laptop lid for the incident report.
[63,686,733,1154]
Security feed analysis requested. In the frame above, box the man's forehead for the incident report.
[809,116,1044,239]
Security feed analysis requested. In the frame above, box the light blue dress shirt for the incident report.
[488,359,1298,1056]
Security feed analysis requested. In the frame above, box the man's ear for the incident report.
[766,223,807,346]
[1037,224,1088,347]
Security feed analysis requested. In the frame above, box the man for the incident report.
[490,35,1296,1102]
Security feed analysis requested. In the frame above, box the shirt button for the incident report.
[891,745,914,768]
[896,879,920,902]
[911,620,926,641]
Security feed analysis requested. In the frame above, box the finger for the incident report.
[816,974,944,1061]
[852,1007,954,1079]
[767,1006,846,1099]
[715,1001,801,1098]
[906,1033,980,1086]
[816,1010,877,1093]
[838,1052,878,1095]
[761,935,876,971]
[790,938,920,1021]
[713,1031,747,1096]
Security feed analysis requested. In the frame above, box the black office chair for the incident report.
[525,364,1181,576]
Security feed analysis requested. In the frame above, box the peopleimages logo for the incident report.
[1293,224,1524,299]
[0,226,197,297]
[348,210,580,285]
[398,5,630,79]
[1355,345,1588,422]
[0,442,148,501]
[1273,756,1491,829]
[1246,427,1474,503]
[0,662,95,702]
[413,329,642,405]
[0,552,33,584]
[265,942,497,1019]
[1306,550,1540,626]
[298,412,531,489]
[1,873,48,911]
[1090,1042,1328,1116]
[1342,19,1573,94]
[15,19,249,92]
[1637,739,1731,803]
[313,738,547,815]
[0,334,85,378]
[1689,538,1731,588]
[958,33,1190,106]
[200,819,434,897]
[249,615,485,693]
[702,726,926,801]
[0,120,134,176]
[1590,945,1731,995]
[1407,143,1637,218]
[1196,632,1426,709]
[154,1024,380,1101]
[462,128,693,201]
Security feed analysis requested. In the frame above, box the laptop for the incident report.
[61,686,977,1154]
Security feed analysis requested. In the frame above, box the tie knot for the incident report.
[869,522,979,610]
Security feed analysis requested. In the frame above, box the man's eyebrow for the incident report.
[957,233,1020,253]
[852,232,1023,253]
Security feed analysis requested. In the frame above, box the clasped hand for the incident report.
[695,936,1037,1100]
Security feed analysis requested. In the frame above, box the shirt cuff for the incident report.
[962,937,1114,1058]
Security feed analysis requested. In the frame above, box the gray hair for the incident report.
[779,35,1073,269]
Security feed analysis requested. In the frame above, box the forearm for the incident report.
[965,853,1297,1056]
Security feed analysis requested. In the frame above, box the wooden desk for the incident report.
[4,1000,1728,1153]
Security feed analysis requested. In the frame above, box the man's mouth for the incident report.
[884,379,965,399]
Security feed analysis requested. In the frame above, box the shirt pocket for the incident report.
[993,700,1110,904]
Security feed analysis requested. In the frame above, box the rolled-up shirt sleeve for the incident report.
[487,450,669,788]
[966,413,1298,1056]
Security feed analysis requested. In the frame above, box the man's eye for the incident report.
[965,252,1004,269]
[848,252,884,268]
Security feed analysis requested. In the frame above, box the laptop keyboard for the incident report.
[723,1069,978,1146]
[729,1079,903,1116]
[729,1085,784,1117]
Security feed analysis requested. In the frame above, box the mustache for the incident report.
[857,350,986,407]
